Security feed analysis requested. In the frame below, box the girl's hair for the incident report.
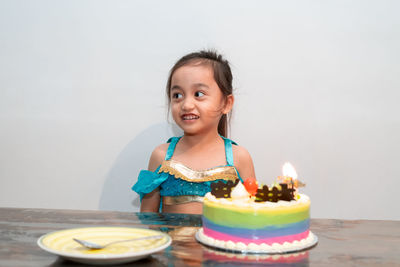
[166,50,233,137]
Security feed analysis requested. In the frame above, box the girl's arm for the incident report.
[140,144,167,212]
[233,145,256,180]
[140,188,160,212]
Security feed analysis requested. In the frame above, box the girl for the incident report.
[132,50,255,214]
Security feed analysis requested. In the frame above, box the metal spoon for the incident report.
[73,235,164,249]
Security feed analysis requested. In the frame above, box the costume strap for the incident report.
[164,136,182,160]
[221,136,237,167]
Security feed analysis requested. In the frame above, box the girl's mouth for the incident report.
[182,114,199,120]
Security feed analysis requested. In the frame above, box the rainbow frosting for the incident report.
[199,192,315,253]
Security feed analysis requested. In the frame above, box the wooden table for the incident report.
[1,207,399,266]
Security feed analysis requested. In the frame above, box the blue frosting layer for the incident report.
[202,217,309,238]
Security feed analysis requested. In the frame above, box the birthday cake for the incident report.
[196,163,317,253]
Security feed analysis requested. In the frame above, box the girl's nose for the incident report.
[182,97,195,111]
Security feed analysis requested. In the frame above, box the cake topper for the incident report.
[254,162,303,202]
[243,177,258,196]
[279,162,306,188]
[209,163,305,202]
[231,181,251,200]
[255,183,295,202]
[210,179,239,198]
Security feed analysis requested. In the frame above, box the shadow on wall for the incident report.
[99,122,182,212]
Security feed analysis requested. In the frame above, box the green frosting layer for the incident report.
[203,203,309,228]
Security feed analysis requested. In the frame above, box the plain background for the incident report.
[1,0,399,220]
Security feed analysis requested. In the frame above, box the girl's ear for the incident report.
[222,94,234,114]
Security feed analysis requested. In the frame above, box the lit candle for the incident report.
[282,162,298,180]
[278,162,305,188]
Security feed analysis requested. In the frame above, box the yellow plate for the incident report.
[37,227,171,265]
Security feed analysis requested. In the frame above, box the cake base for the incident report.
[202,247,310,264]
[196,228,318,254]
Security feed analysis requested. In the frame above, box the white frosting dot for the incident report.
[215,240,225,247]
[236,242,247,250]
[230,181,250,199]
[271,243,280,249]
[260,243,271,250]
[248,243,260,251]
[226,241,235,249]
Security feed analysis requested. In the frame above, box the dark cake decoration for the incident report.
[279,183,296,201]
[210,179,239,198]
[255,183,295,202]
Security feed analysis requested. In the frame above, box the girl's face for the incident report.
[170,64,232,136]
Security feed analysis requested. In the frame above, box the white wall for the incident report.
[1,0,399,220]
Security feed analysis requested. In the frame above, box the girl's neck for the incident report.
[180,131,222,150]
[172,130,227,169]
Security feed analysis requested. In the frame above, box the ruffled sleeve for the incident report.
[132,166,168,201]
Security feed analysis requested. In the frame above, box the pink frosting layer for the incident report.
[203,228,310,245]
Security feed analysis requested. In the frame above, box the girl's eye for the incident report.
[195,91,205,97]
[172,92,183,99]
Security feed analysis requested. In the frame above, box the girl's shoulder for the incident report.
[148,143,169,172]
[232,144,256,179]
[232,144,252,164]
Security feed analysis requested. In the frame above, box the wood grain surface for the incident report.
[1,208,399,266]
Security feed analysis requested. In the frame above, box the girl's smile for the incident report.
[181,113,200,121]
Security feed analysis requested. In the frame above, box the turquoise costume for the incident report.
[132,136,242,210]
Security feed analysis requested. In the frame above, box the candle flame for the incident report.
[282,162,298,180]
